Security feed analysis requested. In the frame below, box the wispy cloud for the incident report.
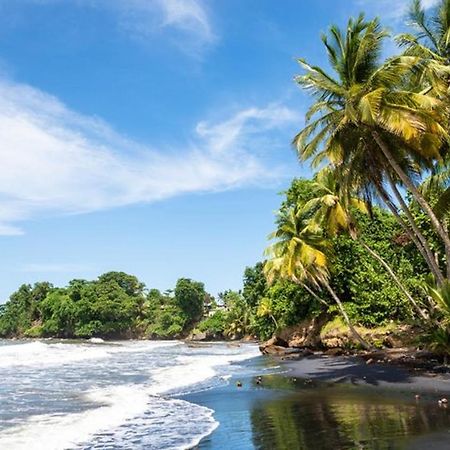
[109,0,216,53]
[155,0,214,42]
[0,78,298,235]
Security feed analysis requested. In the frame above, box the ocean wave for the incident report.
[0,340,182,368]
[0,341,260,449]
[0,383,218,450]
[150,344,261,396]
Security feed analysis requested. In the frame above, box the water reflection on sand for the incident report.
[251,380,450,450]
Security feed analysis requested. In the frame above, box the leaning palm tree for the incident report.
[303,167,429,321]
[264,207,371,349]
[257,297,278,329]
[293,15,450,280]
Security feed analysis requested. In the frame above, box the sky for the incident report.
[0,0,440,300]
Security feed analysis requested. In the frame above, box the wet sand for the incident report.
[185,354,450,450]
[281,354,450,394]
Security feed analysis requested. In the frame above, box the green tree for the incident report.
[0,282,53,336]
[242,262,268,308]
[97,272,145,297]
[174,278,205,326]
[222,291,253,339]
[398,0,450,62]
[265,207,371,349]
[40,289,77,337]
[257,297,278,329]
[303,167,428,321]
[294,14,450,282]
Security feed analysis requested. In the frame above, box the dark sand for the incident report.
[184,354,450,450]
[282,354,450,393]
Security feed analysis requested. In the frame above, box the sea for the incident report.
[0,339,262,450]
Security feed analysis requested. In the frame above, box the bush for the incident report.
[197,311,226,335]
[23,324,44,338]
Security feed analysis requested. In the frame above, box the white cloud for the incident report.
[112,0,216,54]
[0,78,298,235]
[155,0,214,42]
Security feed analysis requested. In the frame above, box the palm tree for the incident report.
[421,277,450,360]
[396,0,450,97]
[257,297,278,329]
[293,15,450,280]
[222,292,252,339]
[398,0,450,62]
[303,167,429,321]
[264,207,371,350]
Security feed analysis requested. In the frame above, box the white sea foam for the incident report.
[0,385,148,450]
[150,344,261,395]
[0,340,181,368]
[0,381,218,450]
[0,341,260,449]
[0,342,111,368]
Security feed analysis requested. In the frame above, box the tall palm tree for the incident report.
[264,207,371,349]
[398,0,450,62]
[396,0,450,97]
[337,138,446,284]
[293,15,450,279]
[398,0,450,272]
[303,167,429,321]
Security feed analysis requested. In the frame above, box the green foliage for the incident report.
[330,231,414,326]
[197,311,226,335]
[421,327,450,355]
[221,291,252,338]
[0,282,53,337]
[174,278,205,326]
[251,177,430,338]
[0,273,208,340]
[146,305,187,338]
[243,263,267,308]
[419,278,450,355]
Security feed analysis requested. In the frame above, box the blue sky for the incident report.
[0,0,439,300]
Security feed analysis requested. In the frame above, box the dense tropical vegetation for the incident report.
[2,1,450,353]
[0,272,210,339]
[262,0,450,350]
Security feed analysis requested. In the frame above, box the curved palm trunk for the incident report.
[372,131,450,278]
[358,240,429,321]
[376,185,445,285]
[295,278,328,306]
[385,172,446,285]
[321,280,372,350]
[270,315,278,329]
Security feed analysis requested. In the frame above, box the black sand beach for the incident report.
[184,354,450,450]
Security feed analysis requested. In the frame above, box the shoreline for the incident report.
[278,353,450,394]
[186,353,450,449]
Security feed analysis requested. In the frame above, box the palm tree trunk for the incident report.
[379,190,439,272]
[383,175,445,285]
[358,239,429,321]
[270,315,278,329]
[321,280,372,350]
[296,279,328,306]
[372,131,450,278]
